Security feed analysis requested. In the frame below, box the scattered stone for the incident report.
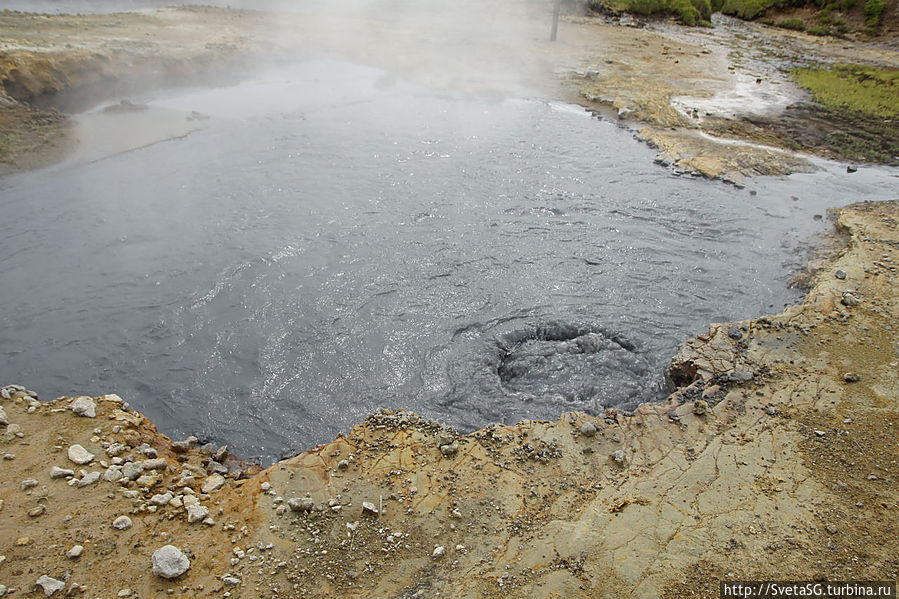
[610,449,627,468]
[66,545,84,559]
[725,371,754,383]
[287,498,314,512]
[104,466,124,482]
[35,575,66,596]
[692,400,708,416]
[440,443,459,457]
[843,372,861,383]
[77,472,100,487]
[152,545,190,579]
[106,443,127,457]
[150,492,174,506]
[432,546,446,559]
[766,405,777,415]
[142,458,168,471]
[15,536,32,546]
[846,165,858,173]
[137,444,157,458]
[337,459,350,470]
[0,406,7,425]
[213,445,229,463]
[172,436,198,453]
[68,445,94,465]
[21,478,39,491]
[28,505,46,518]
[186,504,209,523]
[135,473,159,488]
[201,474,226,493]
[835,269,847,280]
[841,291,860,307]
[117,589,133,598]
[260,482,271,491]
[826,523,838,534]
[123,462,144,481]
[579,422,597,437]
[113,515,133,530]
[362,501,380,516]
[727,324,743,340]
[50,466,74,479]
[69,397,96,418]
[222,577,241,586]
[2,453,13,460]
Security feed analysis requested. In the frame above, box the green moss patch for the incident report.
[792,65,899,119]
[587,0,712,25]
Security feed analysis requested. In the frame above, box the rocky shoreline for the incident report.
[2,200,897,597]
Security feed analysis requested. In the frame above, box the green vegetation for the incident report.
[778,17,807,28]
[588,0,712,25]
[719,0,774,19]
[807,24,830,33]
[793,65,899,118]
[864,0,885,25]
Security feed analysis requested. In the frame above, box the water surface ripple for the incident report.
[1,60,896,462]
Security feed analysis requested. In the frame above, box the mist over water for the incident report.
[2,2,897,463]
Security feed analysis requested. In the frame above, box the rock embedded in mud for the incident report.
[727,325,743,340]
[20,478,39,490]
[172,436,198,453]
[432,546,447,559]
[835,269,847,280]
[69,396,96,418]
[35,575,65,596]
[579,422,598,437]
[66,545,83,559]
[843,372,861,382]
[0,406,7,426]
[440,443,459,457]
[77,472,100,487]
[113,515,133,530]
[67,444,94,465]
[287,497,315,512]
[692,400,708,415]
[362,501,380,516]
[50,466,73,479]
[186,505,209,523]
[152,545,190,579]
[201,474,225,493]
[610,449,627,468]
[841,291,860,307]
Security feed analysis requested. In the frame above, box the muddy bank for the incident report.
[2,200,897,597]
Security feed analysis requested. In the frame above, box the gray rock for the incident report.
[113,515,133,530]
[69,397,96,418]
[201,474,226,493]
[172,436,198,453]
[362,501,380,516]
[151,545,190,579]
[727,324,743,340]
[50,467,74,479]
[106,443,127,457]
[0,406,7,426]
[35,575,66,596]
[610,449,627,468]
[835,269,847,280]
[222,576,241,585]
[149,492,174,506]
[843,372,861,383]
[579,422,597,437]
[841,291,860,307]
[104,466,124,483]
[207,460,228,475]
[142,458,168,471]
[66,545,84,559]
[213,445,229,463]
[122,462,144,481]
[287,497,314,512]
[186,504,209,523]
[137,444,157,458]
[77,472,101,487]
[67,444,94,465]
[439,443,459,457]
[725,371,754,383]
[21,478,39,490]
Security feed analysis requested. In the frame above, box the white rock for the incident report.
[361,501,379,516]
[66,545,84,559]
[77,472,101,487]
[182,495,200,508]
[0,406,7,426]
[142,458,167,470]
[122,462,144,481]
[100,393,123,403]
[35,575,66,596]
[50,467,74,479]
[21,478,39,490]
[67,445,94,465]
[149,492,174,506]
[106,443,127,457]
[186,504,209,523]
[201,474,225,493]
[288,497,314,512]
[260,481,271,491]
[222,576,241,585]
[104,466,124,482]
[112,515,133,530]
[151,545,190,579]
[432,546,446,558]
[69,397,96,418]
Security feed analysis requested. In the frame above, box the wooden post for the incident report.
[551,0,561,41]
